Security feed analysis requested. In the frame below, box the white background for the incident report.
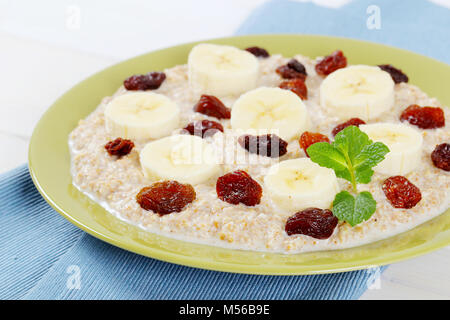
[1,0,449,299]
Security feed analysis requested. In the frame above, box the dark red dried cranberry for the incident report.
[216,170,262,206]
[299,132,330,157]
[382,176,422,209]
[315,50,347,76]
[378,64,408,84]
[285,208,338,239]
[238,134,288,158]
[104,138,134,157]
[124,72,166,90]
[400,104,445,129]
[183,120,224,138]
[431,143,450,171]
[136,181,196,215]
[332,118,366,136]
[279,78,308,100]
[193,95,231,119]
[245,46,270,58]
[276,59,307,80]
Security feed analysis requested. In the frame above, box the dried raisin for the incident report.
[276,59,307,80]
[331,118,366,136]
[287,59,307,75]
[183,120,224,138]
[378,64,408,84]
[193,95,231,119]
[315,50,347,76]
[285,208,338,239]
[279,78,308,100]
[216,170,262,206]
[382,176,422,209]
[136,181,196,215]
[431,143,450,171]
[104,138,134,157]
[124,72,166,90]
[400,104,445,129]
[245,46,270,58]
[238,134,288,158]
[299,132,330,157]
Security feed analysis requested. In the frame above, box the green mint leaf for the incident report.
[332,191,376,226]
[306,142,352,181]
[333,125,372,161]
[353,142,390,183]
[353,166,374,184]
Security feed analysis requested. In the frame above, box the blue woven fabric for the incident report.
[237,0,450,64]
[6,0,449,299]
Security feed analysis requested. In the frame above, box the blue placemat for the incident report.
[237,0,450,64]
[5,0,449,300]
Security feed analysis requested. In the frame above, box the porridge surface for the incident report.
[69,53,450,253]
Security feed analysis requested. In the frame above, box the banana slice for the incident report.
[188,43,259,97]
[264,158,340,212]
[231,87,311,141]
[320,65,395,121]
[360,123,423,175]
[105,92,180,140]
[140,134,221,184]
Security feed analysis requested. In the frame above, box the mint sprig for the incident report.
[332,191,376,227]
[307,126,389,192]
[307,126,389,226]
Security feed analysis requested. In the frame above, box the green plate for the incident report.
[29,34,450,275]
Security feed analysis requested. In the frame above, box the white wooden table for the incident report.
[1,0,449,300]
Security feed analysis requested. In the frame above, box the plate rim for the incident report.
[28,34,450,275]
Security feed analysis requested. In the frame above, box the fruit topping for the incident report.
[299,131,330,157]
[400,104,445,129]
[245,46,270,58]
[431,143,450,171]
[136,181,196,215]
[238,134,288,158]
[315,50,347,76]
[104,138,134,157]
[285,208,338,239]
[331,118,366,136]
[287,59,307,75]
[382,176,422,209]
[230,87,311,141]
[319,65,394,121]
[378,64,408,83]
[276,59,307,80]
[188,43,259,97]
[216,170,262,206]
[183,120,224,138]
[193,95,231,119]
[123,72,166,90]
[279,78,308,100]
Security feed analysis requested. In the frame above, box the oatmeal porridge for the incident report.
[69,44,450,253]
